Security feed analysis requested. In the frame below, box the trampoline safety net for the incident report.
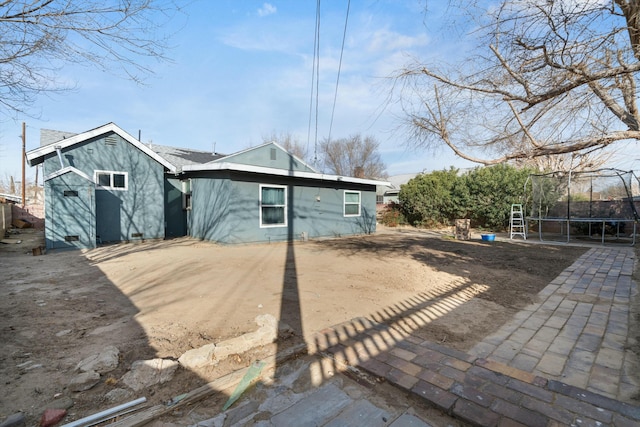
[527,169,639,244]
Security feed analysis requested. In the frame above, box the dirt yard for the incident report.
[0,227,591,424]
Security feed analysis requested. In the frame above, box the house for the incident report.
[26,123,387,249]
[376,173,420,205]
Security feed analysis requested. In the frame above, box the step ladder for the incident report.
[510,204,526,240]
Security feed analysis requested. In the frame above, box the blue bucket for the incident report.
[481,233,496,242]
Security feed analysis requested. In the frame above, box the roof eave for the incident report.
[183,162,390,186]
[25,122,177,173]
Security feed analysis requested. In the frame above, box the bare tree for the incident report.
[0,0,182,117]
[397,1,640,168]
[318,134,387,179]
[262,131,309,162]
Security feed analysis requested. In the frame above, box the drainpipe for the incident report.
[54,145,64,169]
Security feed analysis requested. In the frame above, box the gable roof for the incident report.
[213,141,318,173]
[26,122,177,173]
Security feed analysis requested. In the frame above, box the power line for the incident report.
[327,0,351,145]
[307,0,321,165]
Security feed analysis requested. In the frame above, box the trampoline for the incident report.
[525,169,639,245]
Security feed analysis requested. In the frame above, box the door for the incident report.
[95,190,122,243]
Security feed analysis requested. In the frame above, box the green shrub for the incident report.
[398,164,532,230]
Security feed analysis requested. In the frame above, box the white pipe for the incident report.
[60,397,147,427]
[55,146,64,169]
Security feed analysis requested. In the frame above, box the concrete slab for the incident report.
[389,413,433,427]
[324,399,392,427]
[269,383,352,427]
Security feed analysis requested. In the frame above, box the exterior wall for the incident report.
[43,132,166,245]
[216,143,316,173]
[189,171,377,244]
[45,172,95,250]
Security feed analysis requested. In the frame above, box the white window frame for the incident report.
[260,184,287,228]
[344,190,361,217]
[94,170,128,191]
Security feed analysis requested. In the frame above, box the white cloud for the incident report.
[257,3,277,17]
[366,28,429,53]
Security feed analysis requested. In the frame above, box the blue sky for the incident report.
[2,1,637,185]
[0,0,481,183]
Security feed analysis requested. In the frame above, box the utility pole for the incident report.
[21,122,26,208]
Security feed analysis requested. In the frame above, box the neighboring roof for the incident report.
[387,173,420,189]
[376,173,420,196]
[149,144,225,169]
[26,122,177,173]
[40,129,78,147]
[0,193,21,203]
[183,161,390,187]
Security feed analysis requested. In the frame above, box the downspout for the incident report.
[54,145,64,169]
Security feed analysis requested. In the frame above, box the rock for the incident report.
[121,359,179,392]
[0,413,25,427]
[179,314,289,369]
[178,344,216,369]
[55,330,71,337]
[255,314,277,328]
[44,396,74,411]
[68,371,100,392]
[75,346,120,374]
[105,388,132,402]
[39,409,66,427]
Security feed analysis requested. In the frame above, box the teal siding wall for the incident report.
[45,172,95,250]
[189,171,377,244]
[215,143,316,173]
[43,132,166,247]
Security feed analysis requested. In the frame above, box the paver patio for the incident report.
[314,246,640,426]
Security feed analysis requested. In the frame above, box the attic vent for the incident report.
[105,135,118,146]
[270,148,276,160]
[63,190,78,197]
[64,235,80,242]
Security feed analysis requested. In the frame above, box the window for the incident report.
[95,170,128,190]
[63,190,79,197]
[344,191,361,217]
[260,185,286,227]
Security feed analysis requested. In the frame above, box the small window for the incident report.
[95,170,128,190]
[63,190,79,197]
[260,185,287,227]
[113,174,126,188]
[344,191,361,217]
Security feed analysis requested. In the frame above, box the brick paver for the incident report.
[470,247,638,402]
[313,246,639,427]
